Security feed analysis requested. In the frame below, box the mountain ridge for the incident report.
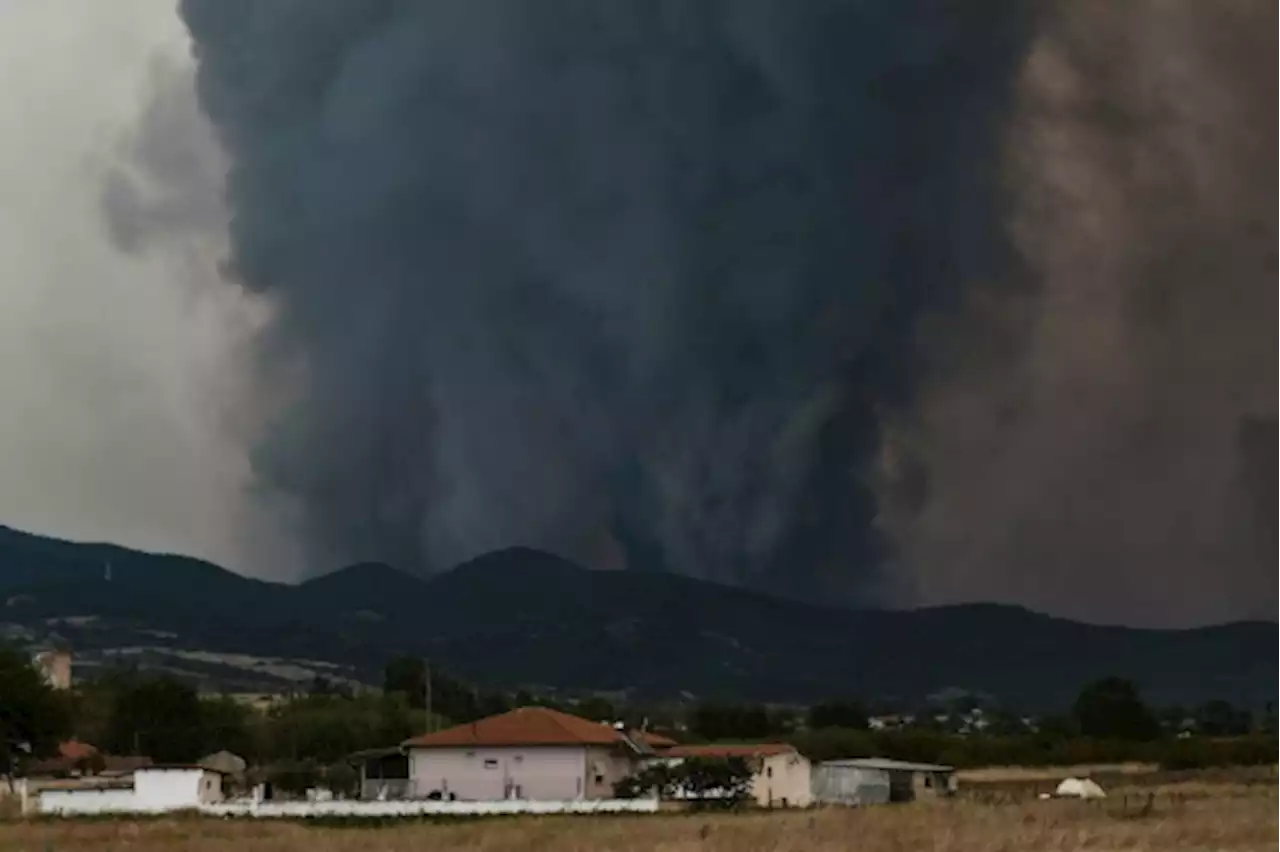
[1,524,1275,709]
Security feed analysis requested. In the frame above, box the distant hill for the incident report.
[1,525,1275,709]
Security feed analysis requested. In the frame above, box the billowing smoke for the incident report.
[176,0,1031,603]
[884,0,1277,625]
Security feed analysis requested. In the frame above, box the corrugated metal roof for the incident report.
[820,757,954,773]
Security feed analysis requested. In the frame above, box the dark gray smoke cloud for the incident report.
[177,0,1032,604]
[884,0,1277,626]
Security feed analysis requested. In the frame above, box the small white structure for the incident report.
[1054,777,1107,800]
[37,766,224,815]
[134,766,224,808]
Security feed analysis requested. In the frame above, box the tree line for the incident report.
[2,645,1274,789]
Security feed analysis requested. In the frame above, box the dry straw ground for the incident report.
[1,781,1274,852]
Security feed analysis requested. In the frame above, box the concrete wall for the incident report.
[410,746,629,801]
[36,792,657,818]
[203,798,660,818]
[585,746,634,799]
[38,788,136,814]
[134,769,222,808]
[754,753,812,808]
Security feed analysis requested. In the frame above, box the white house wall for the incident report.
[584,746,634,799]
[38,788,137,814]
[133,769,221,808]
[409,746,620,801]
[753,753,812,808]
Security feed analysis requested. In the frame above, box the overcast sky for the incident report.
[0,0,300,579]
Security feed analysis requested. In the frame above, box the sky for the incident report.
[0,1,1273,629]
[0,0,300,577]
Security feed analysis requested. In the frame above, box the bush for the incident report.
[614,757,754,808]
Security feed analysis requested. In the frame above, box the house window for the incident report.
[514,755,524,764]
[594,773,604,785]
[766,766,773,778]
[484,759,499,770]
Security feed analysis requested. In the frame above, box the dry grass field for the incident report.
[2,780,1274,852]
[957,761,1160,783]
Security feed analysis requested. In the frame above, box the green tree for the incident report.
[196,695,256,760]
[102,674,205,762]
[575,696,617,723]
[692,703,780,741]
[0,645,73,784]
[1195,700,1250,737]
[614,757,753,808]
[1071,677,1159,741]
[383,657,501,724]
[263,692,417,763]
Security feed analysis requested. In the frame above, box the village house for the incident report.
[652,743,812,808]
[400,707,651,801]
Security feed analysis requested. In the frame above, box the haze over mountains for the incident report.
[2,524,1273,711]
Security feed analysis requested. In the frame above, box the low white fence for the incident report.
[37,793,659,818]
[38,788,138,815]
[203,797,660,818]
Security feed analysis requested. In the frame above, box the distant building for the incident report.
[813,758,956,806]
[32,649,72,690]
[227,693,288,714]
[867,714,914,731]
[401,707,646,801]
[21,740,152,780]
[649,743,812,808]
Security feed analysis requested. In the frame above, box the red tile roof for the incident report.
[660,743,796,758]
[403,707,627,749]
[58,740,99,760]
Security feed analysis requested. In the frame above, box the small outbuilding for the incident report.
[813,758,956,805]
[35,766,225,814]
[348,747,412,800]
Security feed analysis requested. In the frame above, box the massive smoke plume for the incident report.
[175,0,1031,602]
[885,0,1277,625]
[168,0,1275,621]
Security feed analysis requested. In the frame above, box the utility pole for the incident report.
[423,658,433,734]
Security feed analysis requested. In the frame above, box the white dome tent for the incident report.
[1054,777,1107,800]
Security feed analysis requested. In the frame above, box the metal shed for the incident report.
[813,758,955,805]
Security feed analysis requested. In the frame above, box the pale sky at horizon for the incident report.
[0,0,302,580]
